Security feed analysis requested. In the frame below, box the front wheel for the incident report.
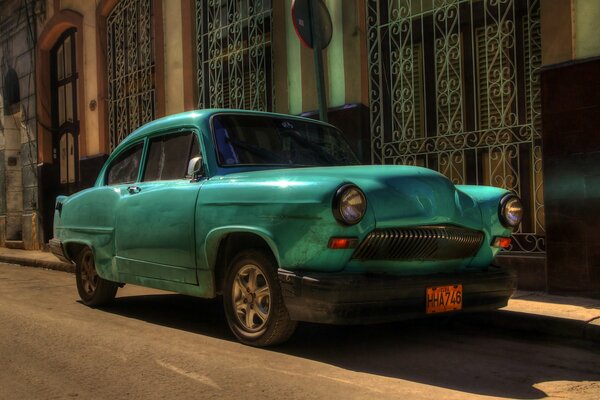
[75,247,119,307]
[223,250,297,347]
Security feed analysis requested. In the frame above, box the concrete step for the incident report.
[5,240,25,250]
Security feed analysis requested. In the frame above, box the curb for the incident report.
[463,310,600,343]
[0,255,74,273]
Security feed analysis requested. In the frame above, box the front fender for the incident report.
[456,185,515,266]
[203,226,280,272]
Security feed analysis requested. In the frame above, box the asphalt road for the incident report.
[1,263,599,400]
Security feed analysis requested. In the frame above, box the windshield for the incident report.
[212,114,361,167]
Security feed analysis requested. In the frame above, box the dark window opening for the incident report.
[3,68,20,115]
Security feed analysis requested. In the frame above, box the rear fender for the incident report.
[62,239,118,282]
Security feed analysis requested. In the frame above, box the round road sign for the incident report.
[291,0,333,50]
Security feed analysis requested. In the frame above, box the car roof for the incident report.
[116,108,336,149]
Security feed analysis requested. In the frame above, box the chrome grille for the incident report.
[352,226,485,261]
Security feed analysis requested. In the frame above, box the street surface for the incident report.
[0,263,599,400]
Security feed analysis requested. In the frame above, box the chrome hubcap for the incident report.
[81,252,98,295]
[232,264,270,332]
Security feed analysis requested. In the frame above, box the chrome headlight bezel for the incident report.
[499,194,523,228]
[332,184,367,226]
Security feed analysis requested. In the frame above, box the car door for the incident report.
[114,130,203,284]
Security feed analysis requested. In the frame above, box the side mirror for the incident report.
[187,156,204,181]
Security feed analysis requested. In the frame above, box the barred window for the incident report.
[195,0,273,111]
[107,0,156,151]
[366,0,543,253]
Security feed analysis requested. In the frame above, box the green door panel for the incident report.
[114,180,202,283]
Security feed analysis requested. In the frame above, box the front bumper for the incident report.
[49,238,71,263]
[278,266,517,324]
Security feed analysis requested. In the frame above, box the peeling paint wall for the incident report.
[0,0,42,249]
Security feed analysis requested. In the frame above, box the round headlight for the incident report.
[333,184,366,225]
[499,194,523,228]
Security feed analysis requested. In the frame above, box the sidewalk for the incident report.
[0,247,74,273]
[1,247,599,343]
[467,291,600,343]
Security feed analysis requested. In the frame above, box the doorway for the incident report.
[42,28,79,243]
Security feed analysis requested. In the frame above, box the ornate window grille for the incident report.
[107,0,156,151]
[366,0,544,254]
[195,0,273,111]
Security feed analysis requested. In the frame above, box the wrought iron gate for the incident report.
[195,0,273,111]
[107,0,156,151]
[366,0,544,253]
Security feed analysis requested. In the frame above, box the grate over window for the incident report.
[195,0,273,111]
[107,0,156,151]
[366,0,544,254]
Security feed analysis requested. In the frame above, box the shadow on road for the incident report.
[101,293,600,399]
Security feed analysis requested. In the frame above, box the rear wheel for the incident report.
[223,250,297,347]
[75,247,118,306]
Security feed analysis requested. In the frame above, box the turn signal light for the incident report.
[492,237,512,249]
[328,237,359,249]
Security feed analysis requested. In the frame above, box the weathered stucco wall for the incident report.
[540,0,600,66]
[0,0,41,249]
[163,0,184,115]
[540,0,574,66]
[575,0,600,60]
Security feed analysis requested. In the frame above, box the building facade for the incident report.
[0,0,42,250]
[0,0,599,296]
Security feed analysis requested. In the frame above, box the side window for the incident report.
[143,131,201,181]
[106,143,143,185]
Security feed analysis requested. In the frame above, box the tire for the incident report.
[223,249,297,347]
[75,247,119,307]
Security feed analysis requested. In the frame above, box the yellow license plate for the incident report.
[426,284,463,314]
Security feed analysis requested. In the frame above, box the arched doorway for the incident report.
[39,27,80,243]
[36,10,85,245]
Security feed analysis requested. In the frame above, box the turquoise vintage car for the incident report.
[50,109,521,346]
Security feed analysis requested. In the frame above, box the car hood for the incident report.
[212,165,482,228]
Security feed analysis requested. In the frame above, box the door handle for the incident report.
[127,185,141,194]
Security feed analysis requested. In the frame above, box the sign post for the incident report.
[291,0,332,122]
[308,1,328,122]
